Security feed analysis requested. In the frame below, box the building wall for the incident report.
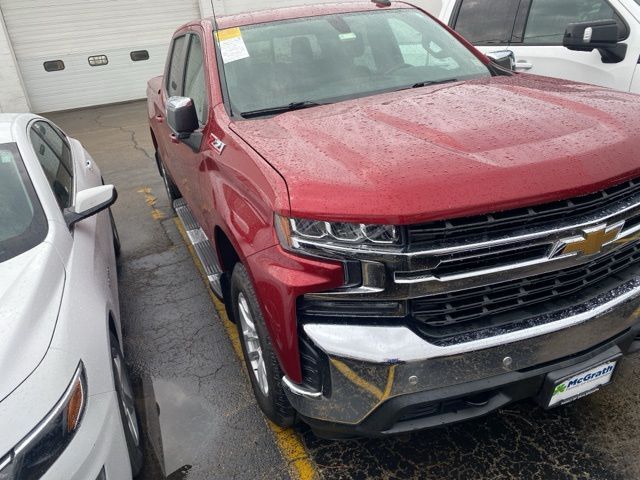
[0,9,29,113]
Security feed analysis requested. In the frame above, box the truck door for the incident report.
[620,0,640,93]
[450,0,639,92]
[159,34,190,194]
[164,32,210,210]
[632,63,640,93]
[508,0,638,92]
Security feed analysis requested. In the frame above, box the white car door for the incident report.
[508,0,639,92]
[620,0,640,93]
[447,0,640,93]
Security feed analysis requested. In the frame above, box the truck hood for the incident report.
[0,242,65,402]
[231,75,640,224]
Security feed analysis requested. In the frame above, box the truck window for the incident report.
[184,34,208,125]
[453,0,520,44]
[29,121,74,209]
[523,0,628,45]
[167,35,187,97]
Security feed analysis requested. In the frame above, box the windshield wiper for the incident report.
[240,101,326,119]
[411,78,459,89]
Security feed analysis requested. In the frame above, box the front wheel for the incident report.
[110,334,144,476]
[231,264,296,427]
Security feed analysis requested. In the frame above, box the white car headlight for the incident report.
[276,215,401,255]
[0,362,87,480]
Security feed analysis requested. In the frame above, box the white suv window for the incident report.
[454,0,521,45]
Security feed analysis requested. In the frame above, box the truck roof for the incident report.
[215,1,415,29]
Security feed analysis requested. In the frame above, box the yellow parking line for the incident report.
[174,218,317,480]
[137,187,165,220]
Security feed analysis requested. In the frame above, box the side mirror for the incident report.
[166,96,199,139]
[486,50,515,71]
[64,185,117,228]
[563,20,627,63]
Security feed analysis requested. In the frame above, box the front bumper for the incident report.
[283,278,640,437]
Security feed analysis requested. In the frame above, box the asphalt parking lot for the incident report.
[49,101,640,480]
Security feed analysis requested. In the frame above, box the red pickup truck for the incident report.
[148,1,640,438]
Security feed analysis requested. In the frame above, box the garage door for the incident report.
[0,0,201,113]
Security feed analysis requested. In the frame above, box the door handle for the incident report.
[515,61,533,71]
[170,133,180,144]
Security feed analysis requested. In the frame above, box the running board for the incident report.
[174,198,223,299]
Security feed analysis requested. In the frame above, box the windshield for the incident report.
[0,144,48,263]
[219,9,490,117]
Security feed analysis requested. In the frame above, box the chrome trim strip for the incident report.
[304,279,640,363]
[297,198,640,258]
[395,256,558,284]
[282,376,323,399]
[0,453,11,471]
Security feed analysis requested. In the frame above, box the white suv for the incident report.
[438,0,640,93]
[0,114,142,480]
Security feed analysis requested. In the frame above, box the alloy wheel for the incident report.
[238,292,269,396]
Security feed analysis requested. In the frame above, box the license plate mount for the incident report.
[538,350,621,409]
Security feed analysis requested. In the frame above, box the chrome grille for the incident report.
[411,240,640,342]
[304,176,640,344]
[407,177,640,246]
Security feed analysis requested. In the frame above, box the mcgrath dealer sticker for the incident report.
[549,361,616,407]
[216,27,250,64]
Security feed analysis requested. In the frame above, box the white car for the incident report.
[0,114,143,480]
[437,0,640,93]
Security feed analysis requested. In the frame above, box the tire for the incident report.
[110,333,144,477]
[231,264,296,427]
[158,154,181,209]
[108,209,121,258]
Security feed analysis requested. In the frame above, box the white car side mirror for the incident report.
[64,185,117,228]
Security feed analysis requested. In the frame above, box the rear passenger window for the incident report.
[167,35,187,97]
[454,0,520,45]
[30,121,73,209]
[523,0,628,45]
[183,34,208,125]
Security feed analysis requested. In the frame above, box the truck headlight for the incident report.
[0,362,87,480]
[276,215,401,255]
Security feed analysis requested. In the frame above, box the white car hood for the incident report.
[0,242,65,402]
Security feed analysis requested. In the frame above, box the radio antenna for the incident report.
[210,0,219,31]
[209,0,234,116]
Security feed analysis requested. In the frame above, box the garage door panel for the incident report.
[19,45,171,112]
[0,0,200,112]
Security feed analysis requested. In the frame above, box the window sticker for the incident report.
[339,32,357,41]
[216,27,250,63]
[0,151,13,164]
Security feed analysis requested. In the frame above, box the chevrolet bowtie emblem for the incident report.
[552,222,625,258]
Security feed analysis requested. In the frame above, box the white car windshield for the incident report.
[220,9,490,118]
[0,144,48,262]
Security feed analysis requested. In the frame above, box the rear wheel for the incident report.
[110,334,144,476]
[231,264,296,427]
